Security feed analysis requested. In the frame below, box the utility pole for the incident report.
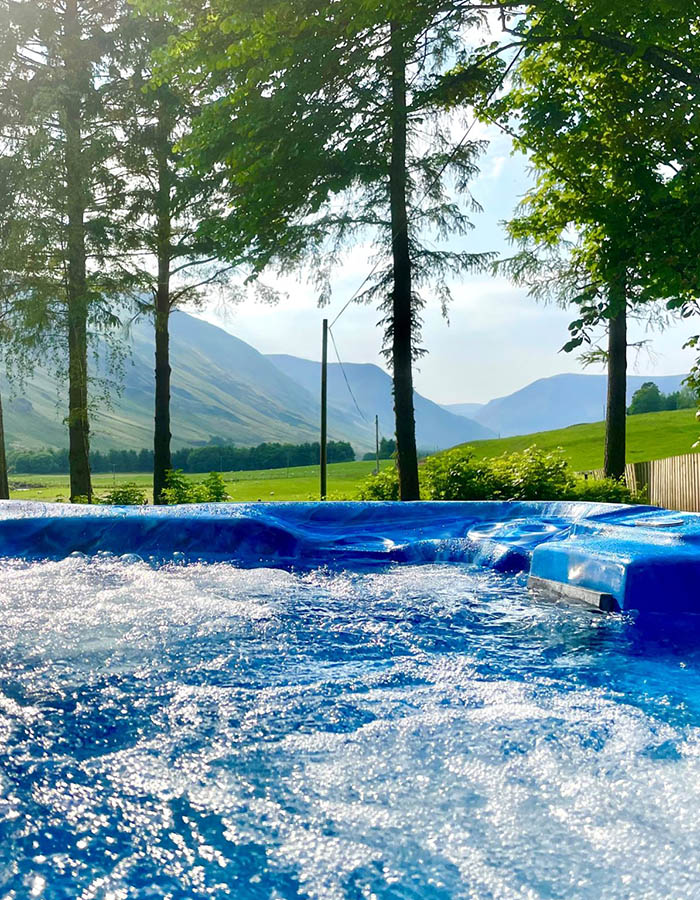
[375,415,380,474]
[320,318,328,500]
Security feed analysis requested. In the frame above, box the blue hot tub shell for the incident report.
[0,499,698,614]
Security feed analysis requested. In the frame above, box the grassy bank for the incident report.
[466,407,699,472]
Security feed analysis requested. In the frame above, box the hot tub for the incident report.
[0,499,699,613]
[1,500,700,898]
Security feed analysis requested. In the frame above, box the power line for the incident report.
[327,325,369,422]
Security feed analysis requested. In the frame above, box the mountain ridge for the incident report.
[267,353,496,451]
[448,372,689,438]
[1,312,493,454]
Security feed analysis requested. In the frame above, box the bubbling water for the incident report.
[1,556,700,899]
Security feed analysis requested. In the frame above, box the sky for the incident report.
[193,124,700,407]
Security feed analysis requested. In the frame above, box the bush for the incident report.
[356,466,400,500]
[422,446,574,501]
[421,448,496,500]
[202,471,229,502]
[161,469,230,504]
[99,483,148,506]
[571,477,642,504]
[358,446,646,505]
[487,447,574,500]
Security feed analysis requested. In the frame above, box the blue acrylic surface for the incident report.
[0,499,699,613]
[2,555,700,898]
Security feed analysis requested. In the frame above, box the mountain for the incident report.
[2,312,362,452]
[443,402,484,419]
[267,354,495,451]
[465,373,688,438]
[1,312,493,454]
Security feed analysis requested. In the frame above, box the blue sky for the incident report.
[197,123,700,406]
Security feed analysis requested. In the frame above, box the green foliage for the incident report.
[357,467,400,501]
[571,477,641,505]
[152,0,495,490]
[359,446,585,502]
[422,446,575,501]
[362,437,396,462]
[6,441,356,476]
[0,0,137,387]
[161,469,230,504]
[181,440,355,473]
[490,0,700,354]
[421,448,496,501]
[628,382,698,415]
[99,483,149,506]
[159,468,190,504]
[358,446,649,504]
[488,447,575,501]
[201,471,228,502]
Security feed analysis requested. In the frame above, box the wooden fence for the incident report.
[585,453,700,512]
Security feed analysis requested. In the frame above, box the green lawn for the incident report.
[9,459,393,503]
[465,407,700,472]
[8,408,698,503]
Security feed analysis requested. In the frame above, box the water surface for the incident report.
[1,555,699,899]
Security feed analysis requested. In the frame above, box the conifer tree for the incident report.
[150,0,494,499]
[0,0,132,501]
[112,13,237,503]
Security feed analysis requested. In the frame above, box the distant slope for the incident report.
[2,312,371,452]
[267,354,495,451]
[443,402,484,419]
[471,373,688,437]
[459,407,699,472]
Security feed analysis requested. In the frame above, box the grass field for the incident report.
[8,408,699,503]
[8,459,394,503]
[464,407,699,472]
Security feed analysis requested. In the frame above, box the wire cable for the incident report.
[328,325,369,421]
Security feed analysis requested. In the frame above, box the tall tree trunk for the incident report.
[604,275,627,480]
[153,94,172,505]
[389,22,420,501]
[0,392,9,500]
[64,0,92,502]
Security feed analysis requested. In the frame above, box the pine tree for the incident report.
[0,0,134,501]
[152,0,494,499]
[111,13,237,503]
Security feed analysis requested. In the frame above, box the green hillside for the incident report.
[463,407,700,471]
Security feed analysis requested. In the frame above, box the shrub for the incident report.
[571,477,643,504]
[161,469,230,504]
[421,448,496,500]
[99,483,148,506]
[423,446,574,501]
[357,466,400,501]
[160,469,191,504]
[201,471,229,502]
[358,446,645,505]
[487,447,574,501]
